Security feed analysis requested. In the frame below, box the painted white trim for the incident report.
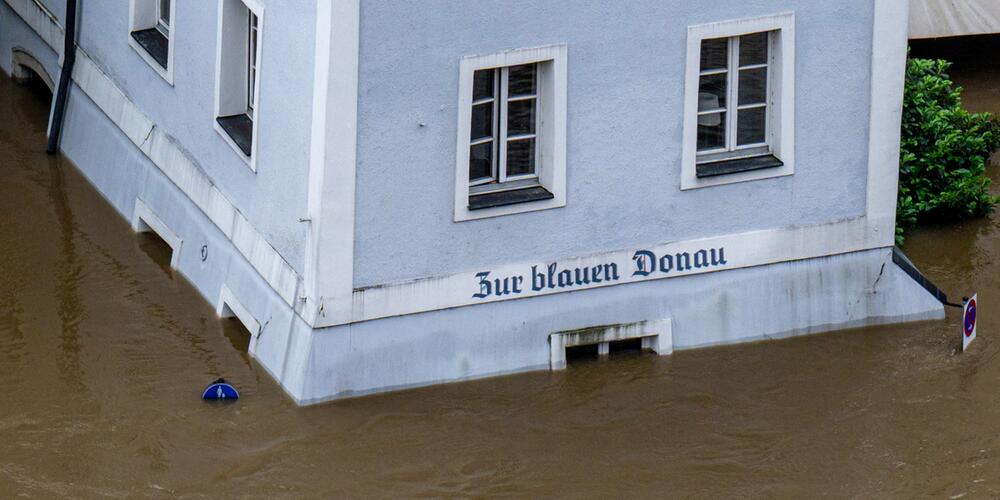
[680,12,795,190]
[127,0,176,85]
[212,0,263,171]
[132,198,183,269]
[9,0,62,51]
[3,0,302,310]
[303,0,360,326]
[341,216,888,326]
[453,44,568,222]
[866,0,910,247]
[217,285,262,356]
[549,319,673,370]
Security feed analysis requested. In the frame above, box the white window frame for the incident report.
[454,44,568,222]
[681,13,795,190]
[127,0,176,84]
[156,0,171,36]
[213,0,264,171]
[247,10,259,115]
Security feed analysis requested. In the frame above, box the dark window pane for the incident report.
[508,64,537,97]
[470,142,494,182]
[698,74,727,111]
[697,112,726,151]
[506,139,536,177]
[738,67,768,105]
[700,38,728,71]
[473,69,495,101]
[159,0,170,25]
[507,99,536,136]
[739,32,768,66]
[470,102,494,141]
[737,107,767,146]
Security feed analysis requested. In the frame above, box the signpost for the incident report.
[962,294,978,353]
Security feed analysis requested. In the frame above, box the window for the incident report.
[214,0,263,168]
[128,0,175,82]
[469,64,541,195]
[681,14,795,190]
[697,33,771,159]
[156,0,171,36]
[455,45,568,222]
[247,12,259,115]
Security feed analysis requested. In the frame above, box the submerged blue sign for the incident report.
[473,247,728,299]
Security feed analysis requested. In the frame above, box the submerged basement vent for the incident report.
[549,319,673,370]
[132,199,183,270]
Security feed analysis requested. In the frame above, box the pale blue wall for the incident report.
[0,2,59,81]
[19,0,315,274]
[352,0,876,287]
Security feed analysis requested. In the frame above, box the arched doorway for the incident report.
[11,48,55,94]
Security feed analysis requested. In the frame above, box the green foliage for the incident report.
[897,57,1000,245]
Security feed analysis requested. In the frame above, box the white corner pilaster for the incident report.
[303,0,361,326]
[866,0,910,246]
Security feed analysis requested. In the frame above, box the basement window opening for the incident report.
[565,344,600,363]
[550,320,673,370]
[13,66,53,102]
[221,312,253,354]
[136,230,174,274]
[608,338,645,356]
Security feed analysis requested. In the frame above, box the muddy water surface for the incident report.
[2,36,1000,498]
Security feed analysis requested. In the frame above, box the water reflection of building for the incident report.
[0,0,945,405]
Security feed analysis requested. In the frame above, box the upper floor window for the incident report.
[214,0,263,170]
[681,13,796,190]
[247,11,259,115]
[128,0,175,82]
[156,0,171,37]
[469,64,540,193]
[696,33,770,158]
[454,45,568,222]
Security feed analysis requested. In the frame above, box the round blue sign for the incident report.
[964,299,977,338]
[202,379,240,400]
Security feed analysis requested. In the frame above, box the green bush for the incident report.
[897,57,1000,245]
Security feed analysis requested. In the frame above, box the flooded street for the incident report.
[2,35,1000,497]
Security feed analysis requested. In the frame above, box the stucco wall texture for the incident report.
[51,0,315,274]
[353,0,875,287]
[0,1,59,81]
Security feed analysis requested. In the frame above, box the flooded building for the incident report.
[0,0,944,404]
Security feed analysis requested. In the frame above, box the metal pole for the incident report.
[47,0,79,155]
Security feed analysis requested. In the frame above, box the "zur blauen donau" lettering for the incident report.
[473,247,728,299]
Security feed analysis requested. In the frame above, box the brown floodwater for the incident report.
[1,35,1000,498]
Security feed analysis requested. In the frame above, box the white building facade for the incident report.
[0,0,943,404]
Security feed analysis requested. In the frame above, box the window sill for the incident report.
[469,186,554,211]
[696,154,784,178]
[130,29,169,70]
[216,114,254,157]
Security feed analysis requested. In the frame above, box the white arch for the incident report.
[11,47,54,92]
